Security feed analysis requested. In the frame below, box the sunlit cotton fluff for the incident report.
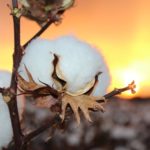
[19,35,110,96]
[0,71,24,149]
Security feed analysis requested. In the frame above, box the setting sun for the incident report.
[120,69,141,98]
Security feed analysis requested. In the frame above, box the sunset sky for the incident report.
[0,0,150,98]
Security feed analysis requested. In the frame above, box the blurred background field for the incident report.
[23,97,150,150]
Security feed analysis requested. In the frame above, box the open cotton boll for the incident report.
[19,35,110,96]
[0,71,24,149]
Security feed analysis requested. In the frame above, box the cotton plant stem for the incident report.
[7,0,23,149]
[23,17,57,49]
[4,3,63,149]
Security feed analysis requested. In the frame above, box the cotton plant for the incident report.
[0,71,24,149]
[18,35,111,124]
[0,0,136,149]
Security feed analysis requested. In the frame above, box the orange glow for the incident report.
[122,71,140,94]
[0,46,13,72]
[0,0,150,98]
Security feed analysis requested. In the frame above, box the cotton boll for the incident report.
[0,71,24,149]
[19,35,110,96]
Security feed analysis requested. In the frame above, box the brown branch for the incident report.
[104,80,136,100]
[7,1,24,150]
[23,17,57,49]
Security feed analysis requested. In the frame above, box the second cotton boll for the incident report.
[0,71,24,150]
[19,35,110,96]
[0,72,13,149]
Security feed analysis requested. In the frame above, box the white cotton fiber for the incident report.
[19,35,110,96]
[19,38,56,86]
[0,71,24,149]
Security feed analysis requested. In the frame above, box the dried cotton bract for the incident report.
[18,35,110,124]
[0,71,24,149]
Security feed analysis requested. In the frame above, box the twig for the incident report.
[104,81,136,99]
[23,17,57,49]
[7,1,23,150]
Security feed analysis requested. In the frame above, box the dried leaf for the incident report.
[60,94,106,125]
